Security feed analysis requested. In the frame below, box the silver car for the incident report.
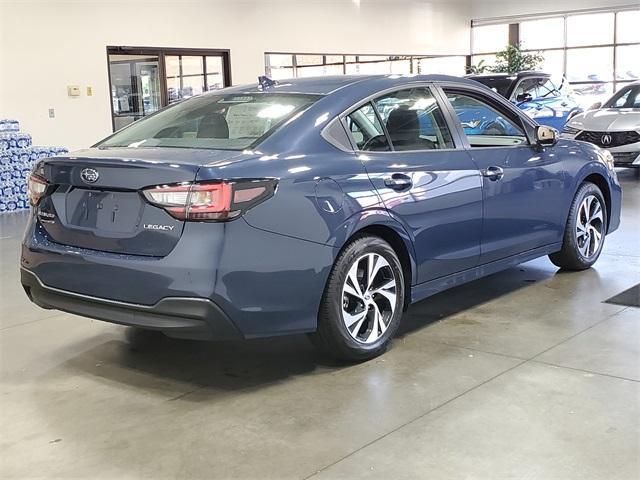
[561,82,640,169]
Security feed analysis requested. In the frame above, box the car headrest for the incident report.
[197,113,229,139]
[386,107,420,141]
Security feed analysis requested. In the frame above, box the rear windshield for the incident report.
[98,92,322,150]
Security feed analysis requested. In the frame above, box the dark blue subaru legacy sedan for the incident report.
[21,75,621,360]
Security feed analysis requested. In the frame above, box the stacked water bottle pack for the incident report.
[0,119,68,214]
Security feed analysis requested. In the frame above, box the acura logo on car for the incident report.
[601,134,612,146]
[80,168,99,184]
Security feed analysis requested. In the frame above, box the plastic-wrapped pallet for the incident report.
[0,119,68,214]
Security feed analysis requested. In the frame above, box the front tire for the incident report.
[549,182,607,270]
[310,235,405,361]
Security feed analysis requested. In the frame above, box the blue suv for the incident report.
[467,72,583,131]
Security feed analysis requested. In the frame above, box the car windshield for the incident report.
[471,77,514,97]
[603,85,640,109]
[98,92,323,150]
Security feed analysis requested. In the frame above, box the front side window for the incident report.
[444,91,528,147]
[372,87,454,151]
[345,103,390,151]
[98,92,322,151]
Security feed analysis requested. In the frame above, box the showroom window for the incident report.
[264,53,467,79]
[107,47,231,131]
[471,7,640,108]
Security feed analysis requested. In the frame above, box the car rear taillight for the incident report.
[142,179,277,221]
[27,173,48,206]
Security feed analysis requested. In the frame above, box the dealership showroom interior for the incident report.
[1,0,640,478]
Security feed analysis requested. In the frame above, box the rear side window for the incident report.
[98,93,322,151]
[444,91,528,148]
[373,87,454,151]
[345,103,391,151]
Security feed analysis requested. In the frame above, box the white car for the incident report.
[561,82,640,169]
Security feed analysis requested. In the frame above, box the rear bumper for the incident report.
[21,268,242,340]
[21,214,335,338]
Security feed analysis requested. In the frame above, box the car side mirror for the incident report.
[589,101,602,110]
[516,93,533,103]
[535,125,558,148]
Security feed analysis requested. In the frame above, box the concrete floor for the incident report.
[1,170,638,480]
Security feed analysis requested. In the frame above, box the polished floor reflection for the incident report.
[1,170,638,479]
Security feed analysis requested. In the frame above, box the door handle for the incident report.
[384,173,413,190]
[482,166,504,181]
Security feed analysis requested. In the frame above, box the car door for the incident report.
[343,86,483,283]
[440,86,566,264]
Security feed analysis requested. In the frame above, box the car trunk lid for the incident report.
[33,147,239,256]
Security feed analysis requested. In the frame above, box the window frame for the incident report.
[336,83,465,154]
[437,84,536,150]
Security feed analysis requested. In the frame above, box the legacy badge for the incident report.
[143,224,175,231]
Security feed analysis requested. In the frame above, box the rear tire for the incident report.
[549,182,607,270]
[310,235,405,361]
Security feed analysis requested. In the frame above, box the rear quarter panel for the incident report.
[197,143,418,285]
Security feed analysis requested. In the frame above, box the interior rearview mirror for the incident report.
[535,125,558,147]
[589,101,602,110]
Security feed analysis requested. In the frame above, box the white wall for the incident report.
[0,0,472,151]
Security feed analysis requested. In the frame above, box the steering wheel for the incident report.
[482,122,507,136]
[361,134,389,151]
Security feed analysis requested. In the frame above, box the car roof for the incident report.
[466,71,550,80]
[219,74,483,95]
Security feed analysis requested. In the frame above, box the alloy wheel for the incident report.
[341,253,398,344]
[576,194,604,258]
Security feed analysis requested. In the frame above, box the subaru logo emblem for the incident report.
[601,134,612,146]
[80,168,99,184]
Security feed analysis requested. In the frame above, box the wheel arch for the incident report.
[344,223,415,311]
[581,172,612,231]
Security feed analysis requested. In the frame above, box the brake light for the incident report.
[27,173,48,206]
[142,179,277,221]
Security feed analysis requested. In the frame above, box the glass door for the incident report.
[108,54,162,131]
[107,47,231,131]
